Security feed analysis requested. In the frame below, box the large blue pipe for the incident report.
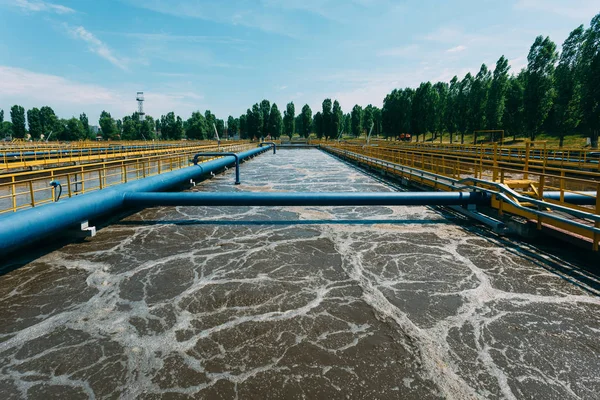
[540,191,598,205]
[192,153,241,184]
[259,142,277,154]
[0,147,269,256]
[123,191,490,207]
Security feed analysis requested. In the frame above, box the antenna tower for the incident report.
[136,92,145,122]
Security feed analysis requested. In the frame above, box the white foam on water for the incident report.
[1,149,599,399]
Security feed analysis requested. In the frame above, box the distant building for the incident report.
[91,125,100,134]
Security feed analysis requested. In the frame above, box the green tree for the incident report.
[57,117,85,141]
[260,100,271,138]
[99,111,118,140]
[445,77,460,142]
[185,111,208,140]
[553,25,585,146]
[322,99,333,138]
[239,114,248,139]
[524,36,558,140]
[344,113,351,137]
[216,119,225,138]
[1,121,12,138]
[314,111,324,139]
[79,113,90,139]
[402,88,415,135]
[382,90,399,137]
[433,82,448,139]
[227,116,238,138]
[204,110,216,138]
[351,104,363,137]
[245,109,253,138]
[332,100,343,137]
[504,72,526,141]
[144,116,155,140]
[486,56,511,130]
[283,102,295,138]
[0,109,9,139]
[39,106,57,140]
[469,64,492,134]
[295,114,303,136]
[27,108,42,140]
[174,116,184,140]
[116,119,123,137]
[121,115,135,140]
[373,107,382,137]
[269,103,283,138]
[300,104,312,138]
[121,113,153,140]
[155,119,161,137]
[10,105,26,139]
[363,104,374,136]
[383,88,414,138]
[411,82,437,141]
[457,73,473,143]
[160,112,183,140]
[579,13,600,148]
[248,104,263,138]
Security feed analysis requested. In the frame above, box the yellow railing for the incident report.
[0,143,252,214]
[326,143,600,183]
[0,140,249,170]
[323,144,600,250]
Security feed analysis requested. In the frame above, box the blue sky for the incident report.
[0,0,598,125]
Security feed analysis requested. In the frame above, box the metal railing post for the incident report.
[595,183,600,252]
[524,141,530,180]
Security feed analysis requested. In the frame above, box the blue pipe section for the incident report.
[0,146,270,256]
[259,142,277,154]
[538,191,597,205]
[192,153,240,184]
[122,191,490,207]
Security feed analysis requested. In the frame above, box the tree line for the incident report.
[0,106,93,141]
[0,106,229,141]
[97,110,227,141]
[381,13,600,147]
[2,13,598,146]
[230,99,382,140]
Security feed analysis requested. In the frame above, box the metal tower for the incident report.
[136,92,145,122]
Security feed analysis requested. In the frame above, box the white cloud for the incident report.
[65,25,128,71]
[446,45,467,53]
[515,0,599,20]
[115,32,250,45]
[508,57,527,73]
[310,69,425,112]
[125,0,403,37]
[0,66,205,122]
[125,0,299,37]
[13,0,75,14]
[377,45,419,57]
[423,27,468,44]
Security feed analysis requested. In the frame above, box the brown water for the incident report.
[1,149,599,399]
